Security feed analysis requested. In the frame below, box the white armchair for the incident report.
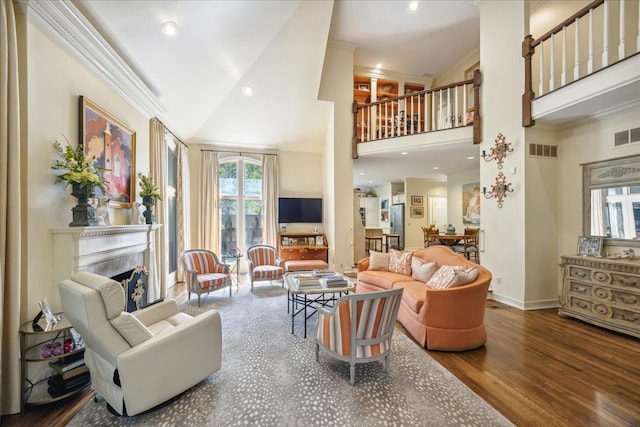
[58,271,222,416]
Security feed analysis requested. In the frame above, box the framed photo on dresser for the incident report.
[576,236,603,257]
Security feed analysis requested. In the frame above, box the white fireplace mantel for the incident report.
[51,224,161,311]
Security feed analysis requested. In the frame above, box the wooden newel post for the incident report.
[472,69,482,144]
[352,100,359,159]
[522,34,536,127]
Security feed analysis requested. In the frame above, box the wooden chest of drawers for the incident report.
[560,255,640,338]
[278,233,328,263]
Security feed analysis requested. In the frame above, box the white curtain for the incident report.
[150,118,168,300]
[262,154,279,247]
[200,151,219,251]
[0,0,22,414]
[177,141,190,280]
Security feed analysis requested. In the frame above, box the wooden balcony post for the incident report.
[352,100,359,159]
[522,34,536,127]
[472,69,482,144]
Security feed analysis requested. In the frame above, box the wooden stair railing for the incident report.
[352,70,481,160]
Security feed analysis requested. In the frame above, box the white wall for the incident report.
[319,41,356,270]
[524,126,559,308]
[25,19,151,314]
[479,0,528,307]
[432,49,480,88]
[186,146,324,250]
[404,178,447,249]
[558,108,640,256]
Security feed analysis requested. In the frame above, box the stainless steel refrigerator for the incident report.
[390,204,405,249]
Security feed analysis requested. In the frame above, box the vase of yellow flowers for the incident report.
[52,139,108,227]
[138,173,162,224]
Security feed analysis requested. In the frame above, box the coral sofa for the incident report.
[356,245,492,351]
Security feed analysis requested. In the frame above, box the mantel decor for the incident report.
[138,173,162,224]
[483,171,513,208]
[52,138,108,227]
[482,133,513,169]
[80,96,136,208]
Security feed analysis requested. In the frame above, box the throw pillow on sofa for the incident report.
[411,257,437,282]
[389,249,412,275]
[427,265,479,289]
[368,250,391,271]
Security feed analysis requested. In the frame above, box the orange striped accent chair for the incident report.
[315,288,404,385]
[181,249,231,306]
[246,245,284,292]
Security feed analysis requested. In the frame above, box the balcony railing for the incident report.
[352,70,481,159]
[522,0,640,126]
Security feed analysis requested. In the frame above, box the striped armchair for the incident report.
[181,249,231,306]
[315,288,404,385]
[246,245,284,292]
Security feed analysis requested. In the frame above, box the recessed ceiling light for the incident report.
[369,181,373,184]
[162,21,177,36]
[401,152,408,155]
[433,166,439,170]
[359,172,365,176]
[375,63,383,70]
[242,85,253,96]
[409,1,420,12]
[467,156,475,160]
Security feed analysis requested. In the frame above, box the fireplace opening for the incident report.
[111,266,149,312]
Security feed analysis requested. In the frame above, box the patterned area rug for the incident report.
[69,285,513,426]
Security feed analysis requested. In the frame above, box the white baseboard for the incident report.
[488,292,558,310]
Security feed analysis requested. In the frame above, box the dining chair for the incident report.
[315,288,404,385]
[422,227,440,247]
[453,228,480,262]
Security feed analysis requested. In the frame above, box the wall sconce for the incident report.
[483,171,513,208]
[482,133,513,169]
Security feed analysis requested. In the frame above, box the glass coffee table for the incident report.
[284,272,356,338]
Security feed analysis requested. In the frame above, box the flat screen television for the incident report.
[278,197,322,223]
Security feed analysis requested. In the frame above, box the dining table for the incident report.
[436,234,465,246]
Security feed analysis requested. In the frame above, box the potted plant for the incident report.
[52,138,107,227]
[138,173,162,224]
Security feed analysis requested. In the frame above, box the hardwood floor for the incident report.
[4,279,639,426]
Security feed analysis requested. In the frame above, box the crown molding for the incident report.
[22,0,164,118]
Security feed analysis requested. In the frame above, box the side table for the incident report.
[222,251,243,291]
[19,313,89,413]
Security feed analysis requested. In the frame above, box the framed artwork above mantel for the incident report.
[80,96,136,208]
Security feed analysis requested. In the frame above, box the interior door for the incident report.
[429,196,447,230]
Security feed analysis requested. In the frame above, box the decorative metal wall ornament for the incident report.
[482,133,513,169]
[483,172,513,208]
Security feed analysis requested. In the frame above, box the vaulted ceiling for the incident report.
[74,0,482,184]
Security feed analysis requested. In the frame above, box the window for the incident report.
[167,139,177,275]
[161,134,179,288]
[219,159,263,259]
[601,187,640,239]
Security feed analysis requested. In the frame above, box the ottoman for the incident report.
[284,260,329,272]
